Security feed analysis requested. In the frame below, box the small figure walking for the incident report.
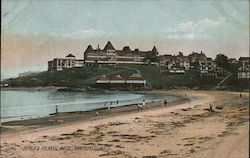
[140,104,143,110]
[164,100,167,107]
[116,100,119,104]
[240,93,242,98]
[209,104,215,112]
[56,105,58,114]
[142,100,146,109]
[96,112,99,117]
[137,104,143,111]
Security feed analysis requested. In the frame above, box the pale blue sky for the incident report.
[1,0,249,79]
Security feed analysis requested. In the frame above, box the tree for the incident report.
[215,54,228,69]
[144,52,159,62]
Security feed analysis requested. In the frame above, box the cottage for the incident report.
[96,75,110,84]
[48,54,84,71]
[198,57,227,78]
[96,75,110,88]
[126,74,146,88]
[159,52,190,74]
[95,74,147,89]
[109,75,126,88]
[238,57,250,78]
[198,58,218,78]
[188,51,207,63]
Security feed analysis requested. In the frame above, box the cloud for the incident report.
[164,17,226,39]
[61,29,106,38]
[47,29,118,39]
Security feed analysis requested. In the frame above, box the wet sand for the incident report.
[1,90,249,158]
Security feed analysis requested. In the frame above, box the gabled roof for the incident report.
[97,75,110,81]
[103,41,115,51]
[122,46,131,52]
[133,48,140,53]
[152,46,158,52]
[85,45,94,53]
[66,53,75,57]
[111,75,125,80]
[127,74,145,80]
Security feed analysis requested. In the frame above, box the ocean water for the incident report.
[1,90,175,122]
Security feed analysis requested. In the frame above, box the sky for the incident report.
[1,0,249,79]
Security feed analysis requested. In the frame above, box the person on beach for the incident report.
[164,100,167,107]
[56,105,58,114]
[137,104,140,111]
[240,93,242,98]
[96,112,99,117]
[140,104,143,110]
[209,104,215,112]
[137,104,143,111]
[116,100,119,104]
[142,100,146,109]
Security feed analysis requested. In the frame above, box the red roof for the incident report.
[127,74,145,80]
[111,75,125,80]
[97,75,109,81]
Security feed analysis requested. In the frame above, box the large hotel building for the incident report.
[48,41,159,71]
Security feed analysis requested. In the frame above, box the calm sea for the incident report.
[1,90,176,122]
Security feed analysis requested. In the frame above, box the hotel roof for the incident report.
[103,41,115,51]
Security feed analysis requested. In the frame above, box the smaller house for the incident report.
[238,57,250,78]
[126,74,146,88]
[159,52,190,74]
[96,75,110,84]
[95,74,147,89]
[198,58,218,78]
[48,53,84,71]
[188,51,207,63]
[96,75,110,88]
[110,75,126,88]
[0,83,9,87]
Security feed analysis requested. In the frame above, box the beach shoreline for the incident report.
[1,91,188,134]
[1,90,249,158]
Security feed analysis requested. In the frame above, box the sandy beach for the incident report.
[1,90,249,158]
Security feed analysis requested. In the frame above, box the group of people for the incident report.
[100,92,242,116]
[137,99,168,111]
[104,100,119,109]
[55,98,171,117]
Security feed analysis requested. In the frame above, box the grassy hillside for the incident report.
[4,64,248,90]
